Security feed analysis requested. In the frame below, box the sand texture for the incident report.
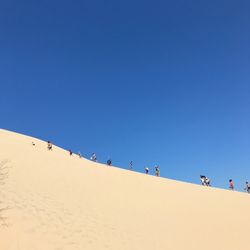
[0,129,250,250]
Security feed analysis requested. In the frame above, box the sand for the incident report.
[0,128,250,250]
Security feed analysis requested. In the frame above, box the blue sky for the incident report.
[1,0,249,191]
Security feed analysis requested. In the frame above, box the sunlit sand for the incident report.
[1,129,250,250]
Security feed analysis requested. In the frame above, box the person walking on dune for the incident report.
[47,141,53,151]
[145,167,149,174]
[107,159,112,166]
[90,153,97,162]
[130,161,133,171]
[69,150,73,156]
[244,181,250,193]
[229,179,234,191]
[205,177,211,186]
[200,175,210,186]
[200,175,206,186]
[155,165,160,177]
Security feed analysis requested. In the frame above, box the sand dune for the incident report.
[0,129,250,250]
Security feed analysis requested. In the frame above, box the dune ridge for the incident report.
[0,128,250,250]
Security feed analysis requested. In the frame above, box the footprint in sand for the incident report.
[74,229,83,234]
[67,241,77,246]
[25,227,37,233]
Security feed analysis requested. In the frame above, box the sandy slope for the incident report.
[0,129,250,250]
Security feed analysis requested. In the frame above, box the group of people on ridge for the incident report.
[200,175,211,186]
[200,175,250,192]
[45,141,249,193]
[91,154,161,176]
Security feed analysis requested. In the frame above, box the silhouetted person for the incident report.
[107,159,112,166]
[90,153,97,162]
[69,150,73,156]
[77,152,82,158]
[244,181,250,193]
[145,167,149,174]
[130,161,133,170]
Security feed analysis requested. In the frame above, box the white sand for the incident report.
[0,128,250,250]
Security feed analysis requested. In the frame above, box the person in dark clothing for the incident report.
[200,175,206,186]
[90,153,97,162]
[200,175,211,186]
[244,181,250,193]
[130,161,133,170]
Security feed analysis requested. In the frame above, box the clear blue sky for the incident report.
[1,0,249,191]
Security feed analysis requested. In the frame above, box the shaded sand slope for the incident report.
[0,129,250,250]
